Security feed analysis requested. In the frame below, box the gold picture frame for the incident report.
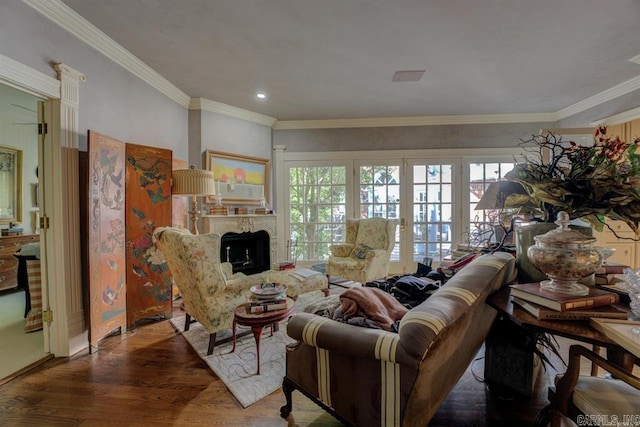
[204,150,270,204]
[0,145,22,224]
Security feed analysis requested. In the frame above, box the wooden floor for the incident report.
[0,309,574,427]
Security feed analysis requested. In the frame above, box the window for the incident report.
[467,161,515,246]
[288,165,346,262]
[280,148,521,270]
[357,164,400,261]
[412,163,454,263]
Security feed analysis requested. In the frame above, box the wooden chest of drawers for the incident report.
[0,234,39,291]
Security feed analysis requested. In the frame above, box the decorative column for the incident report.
[274,145,286,262]
[46,63,85,356]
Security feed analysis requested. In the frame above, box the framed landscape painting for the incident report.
[205,150,270,204]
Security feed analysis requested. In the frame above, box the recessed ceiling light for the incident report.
[256,92,267,99]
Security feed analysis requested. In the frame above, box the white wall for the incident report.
[0,0,189,160]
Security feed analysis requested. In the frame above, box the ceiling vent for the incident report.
[392,70,425,82]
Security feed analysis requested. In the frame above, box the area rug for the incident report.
[169,290,327,408]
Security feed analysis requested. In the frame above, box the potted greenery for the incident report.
[501,128,640,282]
[504,127,640,232]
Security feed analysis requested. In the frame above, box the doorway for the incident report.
[0,83,47,381]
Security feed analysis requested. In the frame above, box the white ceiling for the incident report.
[56,0,640,122]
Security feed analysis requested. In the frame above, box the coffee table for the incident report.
[231,297,295,374]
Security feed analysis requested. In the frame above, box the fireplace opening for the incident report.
[220,230,270,275]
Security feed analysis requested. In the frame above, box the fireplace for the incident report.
[201,214,279,270]
[221,230,270,275]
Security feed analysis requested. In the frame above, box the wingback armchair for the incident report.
[153,227,266,354]
[326,217,399,284]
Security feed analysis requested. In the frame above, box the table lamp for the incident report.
[172,166,215,234]
[475,181,527,247]
[474,181,527,211]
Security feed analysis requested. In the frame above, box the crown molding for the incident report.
[0,53,59,99]
[273,113,556,130]
[590,106,640,127]
[23,0,640,130]
[23,0,191,108]
[190,98,277,127]
[554,75,640,120]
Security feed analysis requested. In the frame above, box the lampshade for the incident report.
[172,168,216,196]
[475,181,527,210]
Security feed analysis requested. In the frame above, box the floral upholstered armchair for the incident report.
[326,217,399,284]
[153,227,266,354]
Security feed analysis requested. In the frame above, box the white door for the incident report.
[405,158,461,272]
[354,160,404,273]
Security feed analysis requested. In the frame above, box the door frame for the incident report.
[0,54,85,357]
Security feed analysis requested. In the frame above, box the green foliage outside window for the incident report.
[289,166,346,261]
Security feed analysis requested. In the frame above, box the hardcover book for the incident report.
[249,300,288,314]
[509,282,619,312]
[512,296,627,321]
[595,262,630,276]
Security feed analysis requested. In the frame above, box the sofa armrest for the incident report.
[329,244,353,257]
[287,312,420,367]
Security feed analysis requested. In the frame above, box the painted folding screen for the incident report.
[125,143,173,327]
[86,131,127,347]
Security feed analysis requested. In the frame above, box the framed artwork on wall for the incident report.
[0,145,22,224]
[204,150,270,204]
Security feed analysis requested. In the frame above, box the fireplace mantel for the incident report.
[201,214,278,265]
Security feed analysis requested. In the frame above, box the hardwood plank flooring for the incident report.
[0,311,580,426]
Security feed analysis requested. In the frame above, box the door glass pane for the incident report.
[412,163,454,263]
[468,162,516,247]
[359,165,400,261]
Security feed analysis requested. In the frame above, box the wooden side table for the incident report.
[232,298,295,374]
[487,286,636,372]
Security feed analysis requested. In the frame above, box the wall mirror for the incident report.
[0,145,22,225]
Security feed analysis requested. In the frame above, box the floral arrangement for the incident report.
[503,127,640,235]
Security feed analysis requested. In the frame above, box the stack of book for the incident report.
[510,282,626,321]
[209,205,228,215]
[248,298,288,314]
[275,261,295,271]
[595,262,629,286]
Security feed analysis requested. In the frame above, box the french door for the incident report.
[355,158,461,274]
[404,158,461,272]
[283,151,518,275]
[354,161,403,272]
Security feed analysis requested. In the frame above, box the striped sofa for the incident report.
[280,252,517,426]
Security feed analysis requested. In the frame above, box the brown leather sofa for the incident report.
[280,252,517,426]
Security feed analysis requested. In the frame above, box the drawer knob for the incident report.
[0,276,5,282]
